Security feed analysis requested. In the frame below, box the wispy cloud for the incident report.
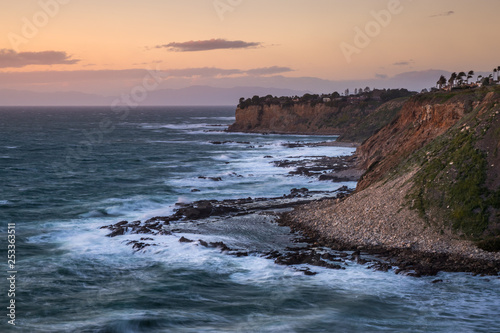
[393,59,415,66]
[166,66,292,77]
[0,49,79,68]
[245,66,294,76]
[155,39,262,52]
[430,11,455,18]
[167,67,242,77]
[375,73,388,79]
[0,66,294,85]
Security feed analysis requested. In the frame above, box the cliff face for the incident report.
[356,87,500,249]
[228,104,339,135]
[227,100,406,141]
[356,96,469,190]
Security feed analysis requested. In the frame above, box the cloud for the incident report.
[375,73,388,79]
[0,49,79,68]
[155,39,262,52]
[164,66,292,77]
[133,60,163,66]
[166,66,292,77]
[430,11,455,18]
[393,59,415,66]
[167,67,242,77]
[0,66,293,86]
[245,66,294,76]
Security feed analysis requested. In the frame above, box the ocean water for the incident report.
[0,106,499,333]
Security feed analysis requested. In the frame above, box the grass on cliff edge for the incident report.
[399,87,500,251]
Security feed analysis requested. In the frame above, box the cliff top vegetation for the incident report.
[237,88,416,109]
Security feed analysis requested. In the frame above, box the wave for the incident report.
[191,116,235,121]
[76,197,175,222]
[138,123,214,130]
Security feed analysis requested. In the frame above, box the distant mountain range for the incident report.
[0,86,309,107]
[1,69,492,106]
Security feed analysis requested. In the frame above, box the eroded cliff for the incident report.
[227,99,407,142]
[356,94,470,190]
[356,86,500,249]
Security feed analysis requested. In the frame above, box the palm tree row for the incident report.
[437,67,500,90]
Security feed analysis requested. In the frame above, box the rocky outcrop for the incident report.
[227,99,406,142]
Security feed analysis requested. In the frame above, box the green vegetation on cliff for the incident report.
[408,91,500,250]
[237,89,415,110]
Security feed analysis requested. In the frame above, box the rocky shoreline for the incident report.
[100,187,370,276]
[101,151,500,277]
[274,153,363,183]
[281,170,500,276]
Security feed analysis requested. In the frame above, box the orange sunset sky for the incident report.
[0,0,499,104]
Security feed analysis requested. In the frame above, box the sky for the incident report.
[0,0,499,104]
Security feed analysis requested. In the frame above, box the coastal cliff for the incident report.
[283,86,500,274]
[227,98,408,142]
[356,93,471,190]
[356,87,500,246]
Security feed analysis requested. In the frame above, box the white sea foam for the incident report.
[144,140,199,144]
[176,196,192,205]
[212,154,232,161]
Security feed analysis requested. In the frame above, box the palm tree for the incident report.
[448,72,457,88]
[457,72,466,86]
[476,75,483,83]
[494,68,498,82]
[437,75,447,89]
[466,70,474,84]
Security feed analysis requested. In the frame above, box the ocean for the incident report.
[0,106,499,332]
